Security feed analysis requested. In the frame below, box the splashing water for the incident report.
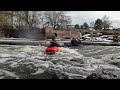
[0,44,120,79]
[22,46,34,53]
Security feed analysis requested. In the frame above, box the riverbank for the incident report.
[0,38,120,46]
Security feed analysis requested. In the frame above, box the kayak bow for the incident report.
[46,46,61,54]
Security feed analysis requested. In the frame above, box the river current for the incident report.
[0,44,120,79]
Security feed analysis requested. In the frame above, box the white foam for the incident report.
[98,64,120,70]
[35,57,46,60]
[52,47,83,60]
[0,69,19,78]
[13,53,27,58]
[0,76,5,79]
[0,53,27,58]
[32,68,45,75]
[22,46,34,52]
[0,54,11,58]
[10,62,18,67]
[100,53,120,62]
[54,65,63,70]
[85,57,104,64]
[0,58,14,63]
[34,61,53,68]
[60,47,80,55]
[1,44,120,79]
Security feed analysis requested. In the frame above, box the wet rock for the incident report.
[60,60,72,65]
[32,69,70,79]
[111,57,114,60]
[117,57,120,59]
[110,62,120,68]
[2,76,17,79]
[86,73,103,79]
[1,63,39,79]
[86,69,120,79]
[70,58,84,64]
[69,75,85,79]
[51,60,60,64]
[71,38,81,46]
[32,68,45,75]
[63,66,90,76]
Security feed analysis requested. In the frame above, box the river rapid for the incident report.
[0,44,120,79]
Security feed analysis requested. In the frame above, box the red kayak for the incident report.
[46,46,61,55]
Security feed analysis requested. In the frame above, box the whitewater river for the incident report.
[0,44,120,79]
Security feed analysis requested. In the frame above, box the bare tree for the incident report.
[102,15,112,29]
[0,11,12,30]
[12,11,43,29]
[0,11,72,30]
[43,11,71,29]
[90,21,95,27]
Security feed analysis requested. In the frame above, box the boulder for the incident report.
[86,69,120,79]
[71,38,81,46]
[31,69,70,79]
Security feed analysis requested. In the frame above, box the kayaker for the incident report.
[46,33,63,55]
[51,33,57,42]
[49,33,60,47]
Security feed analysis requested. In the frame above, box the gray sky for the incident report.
[68,11,120,28]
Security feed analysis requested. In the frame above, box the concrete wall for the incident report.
[44,27,82,39]
[17,30,45,40]
[0,27,82,40]
[0,29,46,40]
[0,31,5,37]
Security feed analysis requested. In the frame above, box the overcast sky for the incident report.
[68,11,120,28]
